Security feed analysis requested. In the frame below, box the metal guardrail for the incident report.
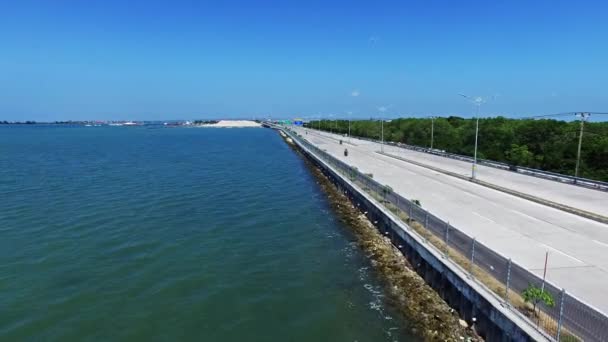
[316,129,608,192]
[277,126,608,342]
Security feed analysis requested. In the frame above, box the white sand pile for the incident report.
[200,120,261,128]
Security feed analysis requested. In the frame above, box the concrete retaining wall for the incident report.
[289,131,545,341]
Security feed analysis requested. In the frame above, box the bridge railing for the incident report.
[279,125,608,342]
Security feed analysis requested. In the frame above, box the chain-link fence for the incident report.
[282,127,608,342]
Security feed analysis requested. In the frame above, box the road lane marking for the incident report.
[472,211,497,224]
[540,243,584,264]
[462,191,483,200]
[509,209,545,223]
[593,240,608,248]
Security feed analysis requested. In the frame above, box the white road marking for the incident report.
[462,191,483,200]
[472,211,497,224]
[540,244,585,264]
[509,209,545,223]
[593,240,608,248]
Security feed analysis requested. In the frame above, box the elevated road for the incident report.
[315,129,608,218]
[295,127,608,314]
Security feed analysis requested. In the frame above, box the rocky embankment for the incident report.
[285,134,482,341]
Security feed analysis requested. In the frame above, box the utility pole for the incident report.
[347,112,352,143]
[348,119,351,142]
[574,112,590,182]
[377,106,388,153]
[430,116,436,150]
[381,118,384,153]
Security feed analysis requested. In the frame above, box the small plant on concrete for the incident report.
[382,185,393,204]
[411,199,422,207]
[522,284,555,317]
[350,166,358,181]
[559,334,581,342]
[364,173,374,179]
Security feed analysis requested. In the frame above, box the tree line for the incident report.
[305,116,608,182]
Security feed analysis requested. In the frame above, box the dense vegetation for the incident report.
[306,117,608,182]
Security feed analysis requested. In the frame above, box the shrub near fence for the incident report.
[279,126,608,342]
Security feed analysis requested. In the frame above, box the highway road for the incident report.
[294,127,608,314]
[313,129,608,218]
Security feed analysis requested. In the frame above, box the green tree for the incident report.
[349,166,358,181]
[522,284,555,317]
[507,144,534,166]
[305,117,608,181]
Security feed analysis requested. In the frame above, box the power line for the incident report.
[521,112,577,119]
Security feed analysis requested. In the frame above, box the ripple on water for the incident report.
[0,126,419,341]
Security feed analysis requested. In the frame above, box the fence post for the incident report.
[409,203,413,219]
[424,212,429,227]
[505,258,512,305]
[470,238,476,277]
[556,289,566,341]
[444,222,450,258]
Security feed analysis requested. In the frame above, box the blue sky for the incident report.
[1,0,607,121]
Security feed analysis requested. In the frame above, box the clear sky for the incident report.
[1,0,607,121]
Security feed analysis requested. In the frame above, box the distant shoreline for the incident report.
[0,120,263,128]
[195,120,262,128]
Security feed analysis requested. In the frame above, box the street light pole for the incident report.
[381,118,384,153]
[459,94,484,180]
[574,112,590,182]
[472,105,480,180]
[348,119,351,138]
[430,116,436,150]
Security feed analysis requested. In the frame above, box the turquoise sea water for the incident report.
[0,125,416,341]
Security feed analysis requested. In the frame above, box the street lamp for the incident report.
[328,114,336,135]
[378,106,388,153]
[430,116,437,150]
[318,114,322,132]
[346,111,353,143]
[574,112,590,182]
[459,94,484,180]
[381,118,384,152]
